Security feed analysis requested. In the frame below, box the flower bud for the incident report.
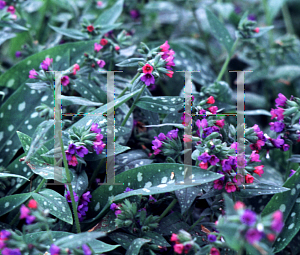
[138,61,145,67]
[284,107,298,116]
[286,100,298,107]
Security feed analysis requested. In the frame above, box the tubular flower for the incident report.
[142,63,153,74]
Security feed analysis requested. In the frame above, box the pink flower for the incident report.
[93,141,106,154]
[142,63,153,74]
[7,5,15,14]
[115,45,120,51]
[250,151,261,162]
[196,119,208,129]
[183,134,192,143]
[73,64,80,75]
[61,76,70,86]
[253,165,264,177]
[29,69,38,79]
[115,210,122,217]
[28,199,38,209]
[275,93,287,107]
[19,205,30,219]
[215,119,225,128]
[68,155,78,166]
[87,25,94,32]
[225,182,236,193]
[245,174,254,183]
[165,70,174,78]
[40,57,53,71]
[100,38,108,45]
[173,243,184,254]
[97,60,106,68]
[208,106,218,114]
[213,179,223,190]
[170,233,179,242]
[97,1,103,7]
[234,201,245,210]
[275,107,285,121]
[210,247,220,255]
[199,162,208,169]
[207,96,215,104]
[91,123,101,134]
[160,41,170,52]
[94,43,103,52]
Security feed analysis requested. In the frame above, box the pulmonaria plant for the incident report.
[214,195,284,255]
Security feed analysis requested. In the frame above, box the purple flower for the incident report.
[93,140,106,154]
[282,144,290,151]
[270,121,285,133]
[130,9,140,19]
[76,146,89,157]
[141,73,155,86]
[65,150,72,160]
[0,230,11,240]
[97,59,106,68]
[234,5,242,14]
[0,1,6,9]
[1,248,21,255]
[40,57,53,71]
[270,135,285,148]
[289,169,296,177]
[90,123,101,134]
[240,209,257,226]
[196,119,208,129]
[81,191,92,203]
[166,129,178,139]
[82,244,92,255]
[124,187,133,193]
[158,133,166,141]
[275,93,287,107]
[152,138,162,150]
[208,234,217,242]
[25,215,36,224]
[198,152,211,163]
[221,159,232,172]
[15,51,22,58]
[202,127,213,138]
[247,14,256,21]
[245,228,262,244]
[110,203,118,210]
[68,143,77,154]
[20,205,30,219]
[209,155,219,165]
[65,190,79,203]
[49,244,61,255]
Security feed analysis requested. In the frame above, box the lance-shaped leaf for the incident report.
[0,192,32,217]
[125,238,151,255]
[175,186,202,214]
[116,58,144,67]
[84,143,130,161]
[0,173,30,182]
[61,95,103,106]
[94,0,124,26]
[48,24,89,40]
[32,189,73,224]
[136,96,184,113]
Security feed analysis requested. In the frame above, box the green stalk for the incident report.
[121,84,146,127]
[117,73,140,99]
[262,0,273,44]
[282,3,295,35]
[10,178,47,226]
[216,38,239,82]
[59,136,81,233]
[159,198,177,221]
[187,216,205,232]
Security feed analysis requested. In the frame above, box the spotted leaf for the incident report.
[0,192,33,217]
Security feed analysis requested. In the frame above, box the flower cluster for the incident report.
[65,143,89,166]
[151,129,179,155]
[170,230,200,254]
[20,199,38,224]
[83,38,109,69]
[90,123,106,155]
[65,189,92,222]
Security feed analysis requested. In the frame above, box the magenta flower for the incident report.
[61,76,70,86]
[213,179,223,190]
[152,138,162,150]
[91,123,101,133]
[275,107,285,121]
[250,151,261,162]
[95,133,104,141]
[40,57,53,71]
[49,244,61,255]
[208,106,218,114]
[282,144,290,151]
[76,146,89,157]
[65,190,79,203]
[141,73,155,86]
[0,1,6,9]
[115,210,122,217]
[110,203,118,210]
[208,234,217,242]
[275,93,287,107]
[209,155,219,165]
[65,150,72,161]
[271,210,284,233]
[93,141,106,154]
[82,244,92,255]
[68,143,77,154]
[225,182,236,193]
[7,5,15,14]
[29,69,38,79]
[270,121,285,133]
[157,133,166,141]
[94,43,103,52]
[196,119,208,129]
[198,152,211,163]
[97,59,106,68]
[1,248,21,255]
[245,228,262,244]
[289,169,296,177]
[270,135,285,148]
[160,41,170,52]
[166,129,179,139]
[240,209,257,226]
[25,215,36,224]
[130,9,140,20]
[0,230,11,240]
[221,159,232,172]
[15,51,22,58]
[20,205,30,220]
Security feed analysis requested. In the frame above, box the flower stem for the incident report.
[282,3,295,35]
[116,73,140,99]
[120,84,146,127]
[10,178,47,227]
[159,198,177,221]
[59,136,81,233]
[187,215,205,232]
[216,38,239,82]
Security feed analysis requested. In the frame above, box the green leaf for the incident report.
[61,95,103,106]
[32,189,73,224]
[88,211,119,233]
[269,0,286,21]
[125,238,151,255]
[48,24,89,40]
[0,85,53,167]
[87,163,223,219]
[0,30,16,46]
[262,167,300,252]
[84,143,130,161]
[239,110,272,116]
[175,186,201,214]
[109,232,136,249]
[142,231,171,247]
[0,21,28,31]
[136,96,184,114]
[270,65,300,81]
[24,231,120,253]
[94,0,124,26]
[236,183,290,198]
[0,192,32,217]
[0,173,30,182]
[69,169,88,199]
[54,231,106,248]
[205,8,234,53]
[116,58,144,67]
[223,193,236,216]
